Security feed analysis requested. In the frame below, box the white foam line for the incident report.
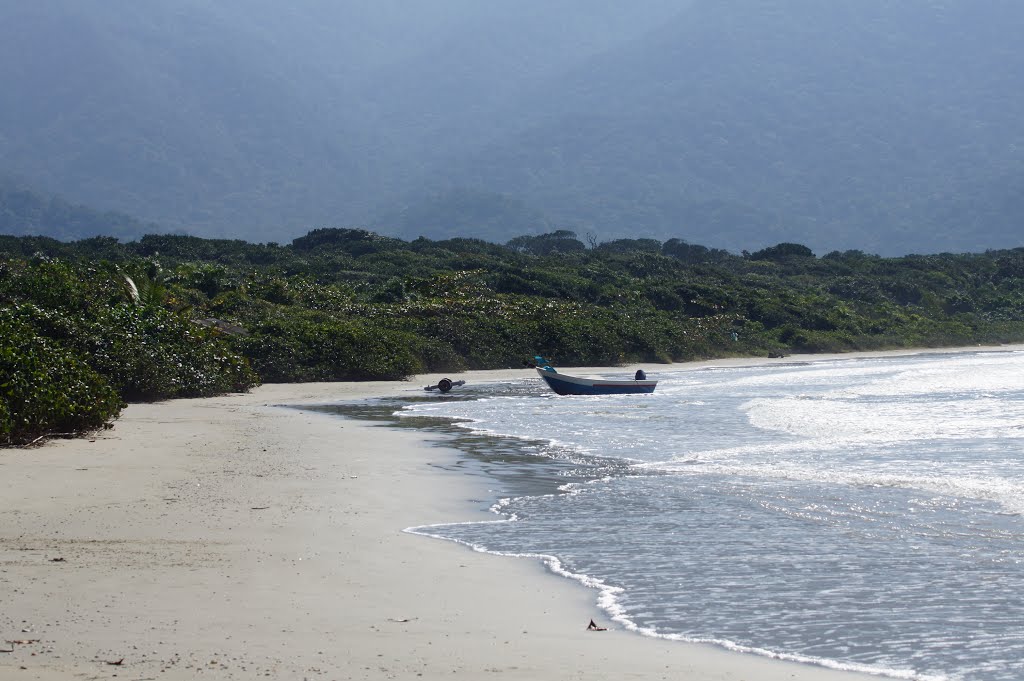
[643,630,950,681]
[641,455,1024,515]
[404,518,946,681]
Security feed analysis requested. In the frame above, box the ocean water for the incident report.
[351,351,1024,680]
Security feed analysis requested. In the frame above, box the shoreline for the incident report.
[4,345,1017,679]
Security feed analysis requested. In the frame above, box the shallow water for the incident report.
[318,350,1024,681]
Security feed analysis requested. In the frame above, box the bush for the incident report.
[235,318,423,382]
[87,304,259,401]
[0,311,124,444]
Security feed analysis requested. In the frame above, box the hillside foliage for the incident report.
[3,229,1024,445]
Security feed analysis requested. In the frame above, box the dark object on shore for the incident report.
[424,378,466,393]
[586,619,607,631]
[536,366,657,396]
[768,351,789,358]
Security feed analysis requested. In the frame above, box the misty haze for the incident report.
[1,0,1022,255]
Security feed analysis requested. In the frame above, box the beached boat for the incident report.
[535,367,657,396]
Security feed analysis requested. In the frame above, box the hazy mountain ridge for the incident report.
[1,0,1022,254]
[437,0,1024,253]
[0,177,160,241]
[0,0,384,237]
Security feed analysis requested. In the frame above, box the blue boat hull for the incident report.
[536,368,657,395]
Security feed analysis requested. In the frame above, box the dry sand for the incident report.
[7,348,1008,679]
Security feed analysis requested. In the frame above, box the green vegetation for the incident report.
[0,251,258,445]
[3,228,1024,445]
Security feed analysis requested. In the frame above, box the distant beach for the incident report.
[7,347,1013,679]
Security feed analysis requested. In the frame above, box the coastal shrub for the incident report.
[0,398,9,443]
[412,337,467,373]
[0,258,258,404]
[777,327,857,353]
[670,315,736,360]
[235,318,422,381]
[0,257,123,313]
[408,307,537,369]
[534,307,625,366]
[87,304,258,401]
[0,311,123,444]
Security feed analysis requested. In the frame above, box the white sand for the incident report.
[6,347,1012,679]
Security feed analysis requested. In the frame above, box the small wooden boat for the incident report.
[535,367,657,396]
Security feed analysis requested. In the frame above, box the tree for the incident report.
[505,230,586,256]
[749,243,815,262]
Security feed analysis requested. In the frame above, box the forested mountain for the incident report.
[1,1,1022,254]
[0,0,386,239]
[450,1,1024,255]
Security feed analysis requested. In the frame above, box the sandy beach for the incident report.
[8,349,1007,680]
